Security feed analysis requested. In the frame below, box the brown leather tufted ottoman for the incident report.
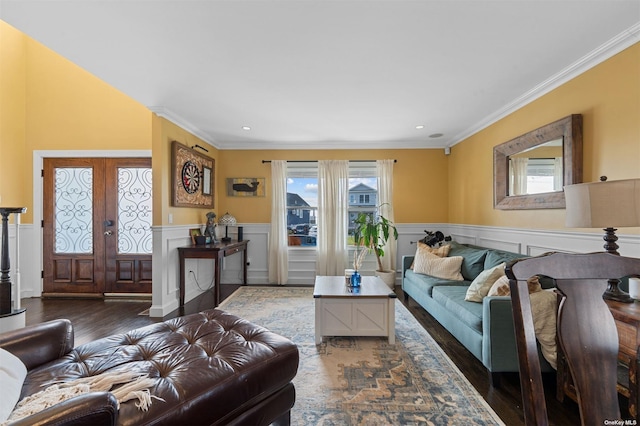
[0,309,299,425]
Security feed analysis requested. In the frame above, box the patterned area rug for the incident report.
[218,286,504,425]
[220,287,503,425]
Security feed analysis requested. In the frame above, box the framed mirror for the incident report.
[494,114,582,210]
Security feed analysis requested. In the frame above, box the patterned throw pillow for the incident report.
[487,275,511,296]
[413,251,464,281]
[487,275,542,297]
[464,262,506,302]
[410,242,450,269]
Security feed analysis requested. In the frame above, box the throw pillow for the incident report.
[447,241,488,281]
[465,262,506,302]
[410,242,450,269]
[0,348,28,422]
[487,275,511,296]
[413,251,464,281]
[487,275,543,297]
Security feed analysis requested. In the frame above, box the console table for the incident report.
[177,240,248,312]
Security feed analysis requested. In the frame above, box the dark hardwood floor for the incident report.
[20,284,587,425]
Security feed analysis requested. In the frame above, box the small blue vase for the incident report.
[351,271,361,287]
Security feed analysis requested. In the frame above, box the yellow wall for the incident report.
[217,149,449,224]
[0,22,27,209]
[0,21,152,222]
[154,117,219,225]
[449,42,640,230]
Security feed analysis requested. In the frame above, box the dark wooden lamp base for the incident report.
[602,227,634,303]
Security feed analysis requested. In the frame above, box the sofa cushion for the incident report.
[432,286,483,333]
[484,249,525,270]
[448,241,488,281]
[465,262,506,302]
[413,251,464,281]
[404,269,469,296]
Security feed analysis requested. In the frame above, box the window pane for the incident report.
[117,167,153,254]
[287,176,317,246]
[348,175,377,245]
[54,167,93,254]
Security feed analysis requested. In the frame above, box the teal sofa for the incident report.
[401,241,554,385]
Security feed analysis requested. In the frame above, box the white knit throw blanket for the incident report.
[4,371,164,424]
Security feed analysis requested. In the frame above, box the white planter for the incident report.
[375,270,396,289]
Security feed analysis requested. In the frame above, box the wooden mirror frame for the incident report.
[494,114,583,210]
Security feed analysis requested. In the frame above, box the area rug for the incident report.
[218,286,504,425]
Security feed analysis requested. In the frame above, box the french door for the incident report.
[43,158,152,295]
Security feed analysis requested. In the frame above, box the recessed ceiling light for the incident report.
[242,126,251,131]
[429,133,444,138]
[415,125,425,130]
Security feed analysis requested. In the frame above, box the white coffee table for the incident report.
[313,275,396,344]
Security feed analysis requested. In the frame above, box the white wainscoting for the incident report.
[17,221,640,318]
[9,224,39,302]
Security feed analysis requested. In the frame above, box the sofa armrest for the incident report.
[0,319,74,370]
[401,255,414,277]
[481,296,520,371]
[9,392,118,426]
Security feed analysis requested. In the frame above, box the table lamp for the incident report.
[564,177,640,302]
[219,212,237,242]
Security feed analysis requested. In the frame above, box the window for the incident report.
[286,161,377,247]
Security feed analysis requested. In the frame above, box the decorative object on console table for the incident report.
[565,176,640,302]
[189,228,202,245]
[0,207,27,332]
[219,212,237,243]
[204,211,217,244]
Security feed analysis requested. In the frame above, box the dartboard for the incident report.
[181,161,200,194]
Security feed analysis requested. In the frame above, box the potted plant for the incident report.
[353,209,398,288]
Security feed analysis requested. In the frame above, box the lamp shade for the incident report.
[218,212,237,226]
[565,178,640,228]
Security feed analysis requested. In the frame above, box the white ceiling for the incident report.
[1,1,639,150]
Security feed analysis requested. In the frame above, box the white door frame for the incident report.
[32,150,152,297]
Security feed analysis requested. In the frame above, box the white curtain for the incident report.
[509,157,528,195]
[553,157,563,191]
[316,160,348,276]
[377,159,396,272]
[268,160,288,285]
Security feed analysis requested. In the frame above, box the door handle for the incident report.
[104,230,113,236]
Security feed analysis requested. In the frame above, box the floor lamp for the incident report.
[564,177,640,302]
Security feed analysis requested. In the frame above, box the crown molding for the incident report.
[215,139,446,150]
[148,106,220,148]
[448,22,640,148]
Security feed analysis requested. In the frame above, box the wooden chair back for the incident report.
[506,251,640,426]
